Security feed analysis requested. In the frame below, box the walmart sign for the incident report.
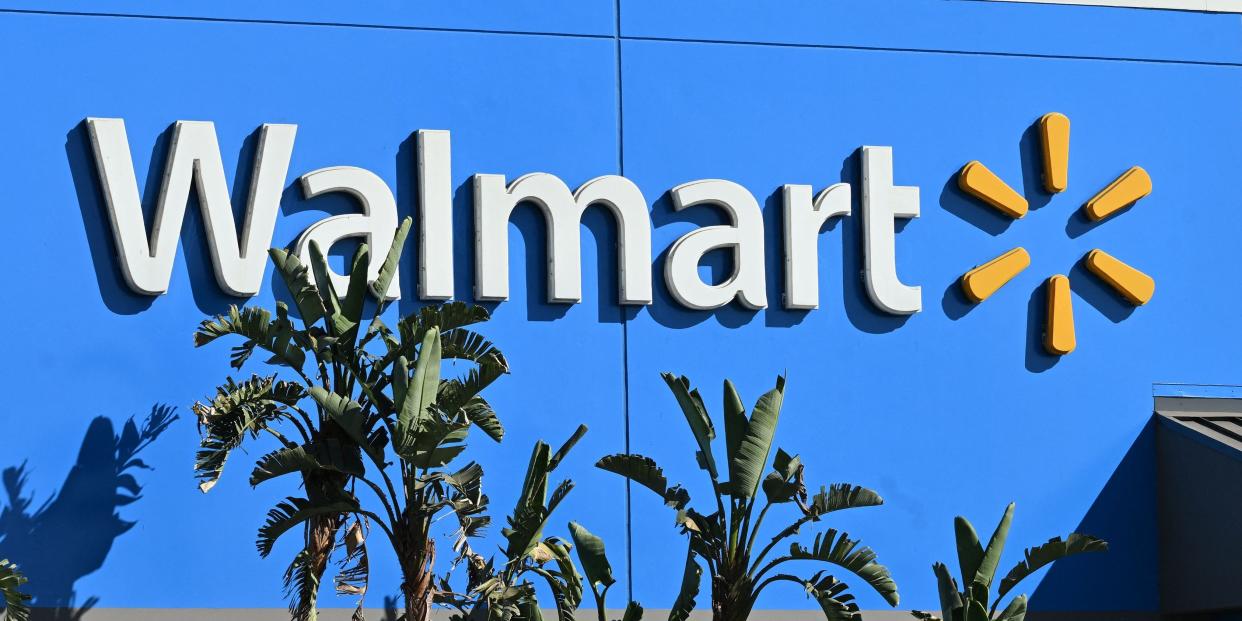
[86,112,1153,356]
[87,117,922,316]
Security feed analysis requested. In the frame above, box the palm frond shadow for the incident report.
[0,405,178,619]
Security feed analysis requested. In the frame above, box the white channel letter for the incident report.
[417,130,454,300]
[294,167,400,299]
[860,146,921,314]
[665,179,767,310]
[473,173,652,305]
[783,183,851,310]
[86,118,296,296]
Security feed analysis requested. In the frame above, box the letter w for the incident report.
[86,118,296,296]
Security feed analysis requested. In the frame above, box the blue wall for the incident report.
[2,0,1241,613]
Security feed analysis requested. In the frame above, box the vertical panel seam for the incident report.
[613,0,634,605]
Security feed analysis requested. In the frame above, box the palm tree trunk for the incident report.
[291,512,343,621]
[295,470,349,621]
[711,569,754,621]
[397,534,436,621]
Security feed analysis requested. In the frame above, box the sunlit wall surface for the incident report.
[2,0,1240,615]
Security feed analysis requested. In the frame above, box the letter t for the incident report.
[860,146,921,314]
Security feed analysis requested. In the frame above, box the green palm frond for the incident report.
[341,244,372,328]
[368,217,412,303]
[568,522,614,592]
[595,454,692,509]
[194,304,308,371]
[729,376,785,500]
[269,247,325,328]
[763,573,860,621]
[307,388,381,463]
[761,449,804,504]
[924,505,1107,621]
[543,537,584,616]
[975,503,1015,590]
[806,484,885,517]
[257,496,360,558]
[250,438,366,487]
[284,548,321,621]
[0,559,30,621]
[667,545,701,621]
[460,397,504,443]
[403,301,492,336]
[394,328,442,460]
[306,241,352,338]
[439,328,509,369]
[931,562,962,621]
[193,374,306,492]
[761,529,899,607]
[954,516,985,592]
[660,373,717,480]
[995,594,1027,621]
[996,533,1107,601]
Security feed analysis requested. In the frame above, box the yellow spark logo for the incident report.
[956,113,1155,356]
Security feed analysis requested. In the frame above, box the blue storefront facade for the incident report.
[2,0,1241,617]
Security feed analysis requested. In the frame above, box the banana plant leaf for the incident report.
[667,545,701,621]
[661,373,718,480]
[256,495,363,557]
[996,534,1107,601]
[765,529,899,607]
[954,517,984,592]
[729,376,785,500]
[995,594,1027,621]
[394,328,441,460]
[974,503,1014,589]
[568,521,615,590]
[249,438,365,486]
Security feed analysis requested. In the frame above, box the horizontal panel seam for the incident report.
[964,0,1240,14]
[621,34,1242,67]
[0,8,616,39]
[3,7,1241,67]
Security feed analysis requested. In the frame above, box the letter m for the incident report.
[86,118,296,296]
[474,173,653,305]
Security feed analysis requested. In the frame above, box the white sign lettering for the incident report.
[85,118,922,314]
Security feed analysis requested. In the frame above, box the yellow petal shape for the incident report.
[1040,113,1070,193]
[1045,275,1076,355]
[958,161,1028,219]
[961,247,1031,303]
[1085,249,1155,305]
[1084,166,1151,221]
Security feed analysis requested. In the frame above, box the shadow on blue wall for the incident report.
[1029,418,1158,611]
[65,122,157,317]
[940,171,1014,238]
[1018,123,1054,215]
[0,405,178,614]
[1025,284,1061,374]
[1069,256,1135,324]
[840,150,911,335]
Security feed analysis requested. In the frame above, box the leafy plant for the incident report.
[434,426,593,621]
[194,217,507,621]
[568,521,643,621]
[364,314,506,621]
[597,373,898,621]
[0,559,29,621]
[911,503,1107,621]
